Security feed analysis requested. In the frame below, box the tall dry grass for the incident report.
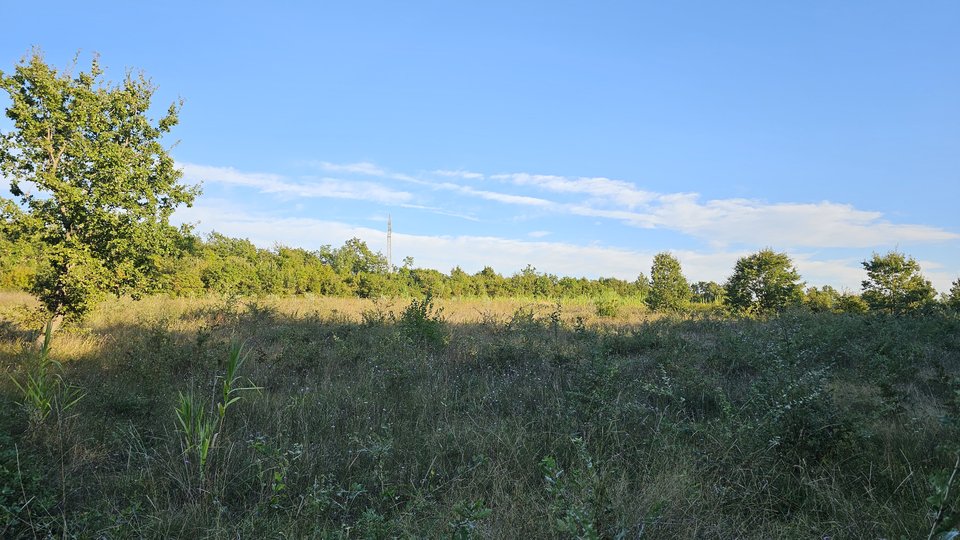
[0,292,958,537]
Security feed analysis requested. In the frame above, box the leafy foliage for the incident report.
[593,290,623,317]
[175,342,259,492]
[945,278,960,312]
[398,294,447,347]
[691,280,725,305]
[861,251,936,314]
[647,252,690,311]
[725,249,803,315]
[0,50,198,318]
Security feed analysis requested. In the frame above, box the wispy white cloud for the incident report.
[489,172,959,247]
[644,196,959,248]
[183,158,959,263]
[314,161,388,177]
[558,194,958,248]
[439,183,554,207]
[528,230,551,238]
[432,169,485,180]
[492,172,657,208]
[398,204,480,221]
[180,163,413,205]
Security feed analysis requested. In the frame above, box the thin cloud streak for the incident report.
[492,172,657,208]
[314,161,388,177]
[398,203,481,221]
[180,163,413,205]
[313,160,958,248]
[440,183,554,208]
[432,169,485,180]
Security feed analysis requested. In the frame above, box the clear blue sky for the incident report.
[3,1,959,291]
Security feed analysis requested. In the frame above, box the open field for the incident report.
[1,293,959,538]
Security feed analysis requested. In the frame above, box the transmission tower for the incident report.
[387,214,393,273]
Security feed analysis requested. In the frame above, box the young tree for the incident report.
[946,278,960,311]
[725,249,803,315]
[633,272,652,302]
[647,252,690,311]
[803,285,840,313]
[861,251,935,314]
[0,51,199,320]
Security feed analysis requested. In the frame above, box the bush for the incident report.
[594,291,623,318]
[398,294,447,347]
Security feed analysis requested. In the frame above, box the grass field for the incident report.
[1,292,959,538]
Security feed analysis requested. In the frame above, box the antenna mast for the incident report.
[387,214,393,272]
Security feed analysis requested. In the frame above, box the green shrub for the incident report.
[398,294,447,347]
[594,291,623,318]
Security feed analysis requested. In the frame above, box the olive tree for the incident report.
[0,51,199,320]
[861,251,935,314]
[725,249,803,315]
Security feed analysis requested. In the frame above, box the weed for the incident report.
[361,297,396,326]
[541,437,604,539]
[250,435,304,510]
[447,498,492,539]
[927,453,960,539]
[10,320,85,430]
[398,294,447,347]
[174,341,260,492]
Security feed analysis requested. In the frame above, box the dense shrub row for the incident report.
[1,231,652,301]
[4,230,959,317]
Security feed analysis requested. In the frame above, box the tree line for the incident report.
[3,224,959,316]
[0,229,651,302]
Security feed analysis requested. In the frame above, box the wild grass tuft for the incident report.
[174,341,260,494]
[10,319,84,430]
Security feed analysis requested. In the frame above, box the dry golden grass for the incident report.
[1,291,958,538]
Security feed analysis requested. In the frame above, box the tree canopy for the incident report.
[0,50,199,318]
[860,251,935,314]
[946,278,960,312]
[647,252,690,311]
[725,249,803,315]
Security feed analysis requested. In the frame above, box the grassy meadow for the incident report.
[1,291,959,538]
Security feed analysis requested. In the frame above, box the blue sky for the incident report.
[2,1,959,291]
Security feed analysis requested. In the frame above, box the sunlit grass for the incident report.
[0,291,958,537]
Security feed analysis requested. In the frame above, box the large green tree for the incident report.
[0,51,198,319]
[725,249,803,315]
[860,251,935,314]
[647,252,690,311]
